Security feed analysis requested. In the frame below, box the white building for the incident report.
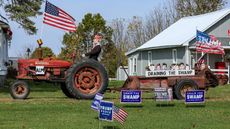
[126,8,230,76]
[0,19,12,87]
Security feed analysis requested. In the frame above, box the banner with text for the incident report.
[120,90,142,104]
[99,100,113,122]
[146,70,195,77]
[185,90,205,103]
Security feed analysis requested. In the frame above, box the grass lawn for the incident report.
[0,81,230,129]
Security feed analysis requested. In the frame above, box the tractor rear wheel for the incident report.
[65,59,108,99]
[174,79,198,100]
[10,81,30,99]
[60,83,74,98]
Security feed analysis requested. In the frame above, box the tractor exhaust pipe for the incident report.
[37,39,43,60]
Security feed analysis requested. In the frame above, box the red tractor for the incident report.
[10,43,108,99]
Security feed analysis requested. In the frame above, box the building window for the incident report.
[129,58,133,75]
[148,51,152,66]
[129,56,137,75]
[172,49,177,64]
[134,57,137,73]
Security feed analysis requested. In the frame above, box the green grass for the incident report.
[0,81,230,129]
[108,80,125,88]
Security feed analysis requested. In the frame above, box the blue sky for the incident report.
[6,0,230,57]
[7,0,163,57]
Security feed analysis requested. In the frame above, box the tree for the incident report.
[77,13,113,53]
[126,16,146,49]
[59,13,123,77]
[145,8,167,42]
[59,13,113,61]
[31,47,55,58]
[175,0,227,17]
[100,43,127,77]
[124,0,227,50]
[0,0,43,34]
[100,43,118,77]
[110,18,128,66]
[58,32,79,61]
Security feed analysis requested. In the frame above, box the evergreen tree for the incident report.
[31,47,55,58]
[59,13,125,77]
[0,0,43,34]
[59,13,113,61]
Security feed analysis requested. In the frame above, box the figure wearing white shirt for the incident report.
[149,64,155,71]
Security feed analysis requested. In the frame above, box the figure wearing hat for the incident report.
[82,33,102,61]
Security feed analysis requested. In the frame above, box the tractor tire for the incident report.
[60,83,74,98]
[10,81,30,99]
[174,79,198,100]
[65,59,108,99]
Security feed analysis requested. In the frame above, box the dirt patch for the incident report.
[0,98,15,102]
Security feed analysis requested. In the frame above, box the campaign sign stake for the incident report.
[185,90,205,104]
[120,90,142,104]
[91,93,104,111]
[99,100,113,122]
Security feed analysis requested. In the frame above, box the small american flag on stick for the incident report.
[113,106,128,124]
[43,1,76,32]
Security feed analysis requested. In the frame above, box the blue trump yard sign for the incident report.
[185,90,205,103]
[99,100,113,122]
[121,90,142,103]
[91,93,103,111]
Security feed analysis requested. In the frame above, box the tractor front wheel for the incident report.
[10,81,30,99]
[65,59,108,99]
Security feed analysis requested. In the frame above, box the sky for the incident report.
[6,0,163,57]
[5,0,230,57]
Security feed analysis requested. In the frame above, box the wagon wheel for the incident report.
[10,81,30,99]
[174,80,198,100]
[65,59,108,99]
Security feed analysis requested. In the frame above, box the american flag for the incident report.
[196,30,224,55]
[43,1,76,32]
[113,106,128,124]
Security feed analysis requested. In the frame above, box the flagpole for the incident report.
[39,18,44,39]
[39,1,46,40]
[195,26,198,63]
